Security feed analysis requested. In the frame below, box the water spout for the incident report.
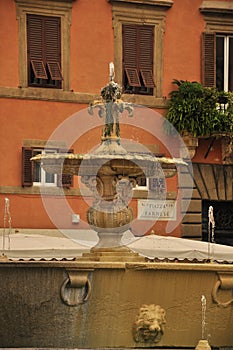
[194,295,211,350]
[109,62,115,82]
[3,197,12,251]
[201,295,206,340]
[208,206,215,261]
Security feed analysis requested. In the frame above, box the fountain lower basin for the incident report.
[0,260,232,348]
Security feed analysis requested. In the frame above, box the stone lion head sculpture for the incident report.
[133,304,166,343]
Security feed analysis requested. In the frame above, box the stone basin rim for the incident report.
[31,152,187,166]
[0,260,232,271]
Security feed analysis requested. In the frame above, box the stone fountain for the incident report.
[0,67,232,348]
[32,66,185,260]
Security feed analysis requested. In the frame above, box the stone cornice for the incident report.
[15,0,73,7]
[200,1,233,14]
[109,0,173,9]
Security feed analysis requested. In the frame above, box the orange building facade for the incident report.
[0,0,232,244]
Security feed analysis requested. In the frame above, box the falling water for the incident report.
[3,197,12,251]
[208,206,215,261]
[201,295,206,340]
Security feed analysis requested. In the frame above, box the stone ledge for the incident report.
[0,86,168,108]
[0,186,176,199]
[0,185,84,196]
[200,0,233,13]
[109,0,173,8]
[0,86,98,104]
[1,259,232,271]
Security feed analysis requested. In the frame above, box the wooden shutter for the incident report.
[139,26,155,88]
[22,147,33,187]
[123,24,155,88]
[47,62,63,80]
[57,149,73,188]
[27,15,47,79]
[125,68,140,87]
[45,17,63,80]
[31,60,48,79]
[140,70,155,88]
[123,24,141,86]
[27,14,62,81]
[27,15,43,61]
[202,32,216,87]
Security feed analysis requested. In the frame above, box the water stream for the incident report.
[208,206,215,261]
[2,197,12,251]
[201,295,207,340]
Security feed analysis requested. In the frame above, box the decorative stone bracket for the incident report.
[221,137,233,164]
[60,269,93,307]
[181,132,199,159]
[212,273,233,307]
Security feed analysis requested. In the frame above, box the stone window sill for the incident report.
[0,86,168,108]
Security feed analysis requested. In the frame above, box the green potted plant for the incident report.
[165,79,233,138]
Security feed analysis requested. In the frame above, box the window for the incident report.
[216,35,233,91]
[202,33,233,91]
[111,0,173,103]
[33,149,57,186]
[135,176,166,196]
[15,0,72,91]
[22,147,73,188]
[27,14,63,88]
[136,176,149,190]
[200,1,233,91]
[122,24,155,95]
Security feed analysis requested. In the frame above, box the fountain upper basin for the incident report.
[32,148,186,178]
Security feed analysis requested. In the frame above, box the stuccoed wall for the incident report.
[0,261,232,348]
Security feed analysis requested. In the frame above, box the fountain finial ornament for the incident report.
[109,62,115,82]
[88,63,133,147]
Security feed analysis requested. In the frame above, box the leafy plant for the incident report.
[164,79,233,137]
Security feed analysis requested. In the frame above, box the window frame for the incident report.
[22,141,73,188]
[135,176,166,195]
[135,177,149,190]
[32,149,58,187]
[122,24,155,95]
[216,34,233,92]
[27,14,63,89]
[111,0,172,103]
[200,1,233,91]
[15,0,72,91]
